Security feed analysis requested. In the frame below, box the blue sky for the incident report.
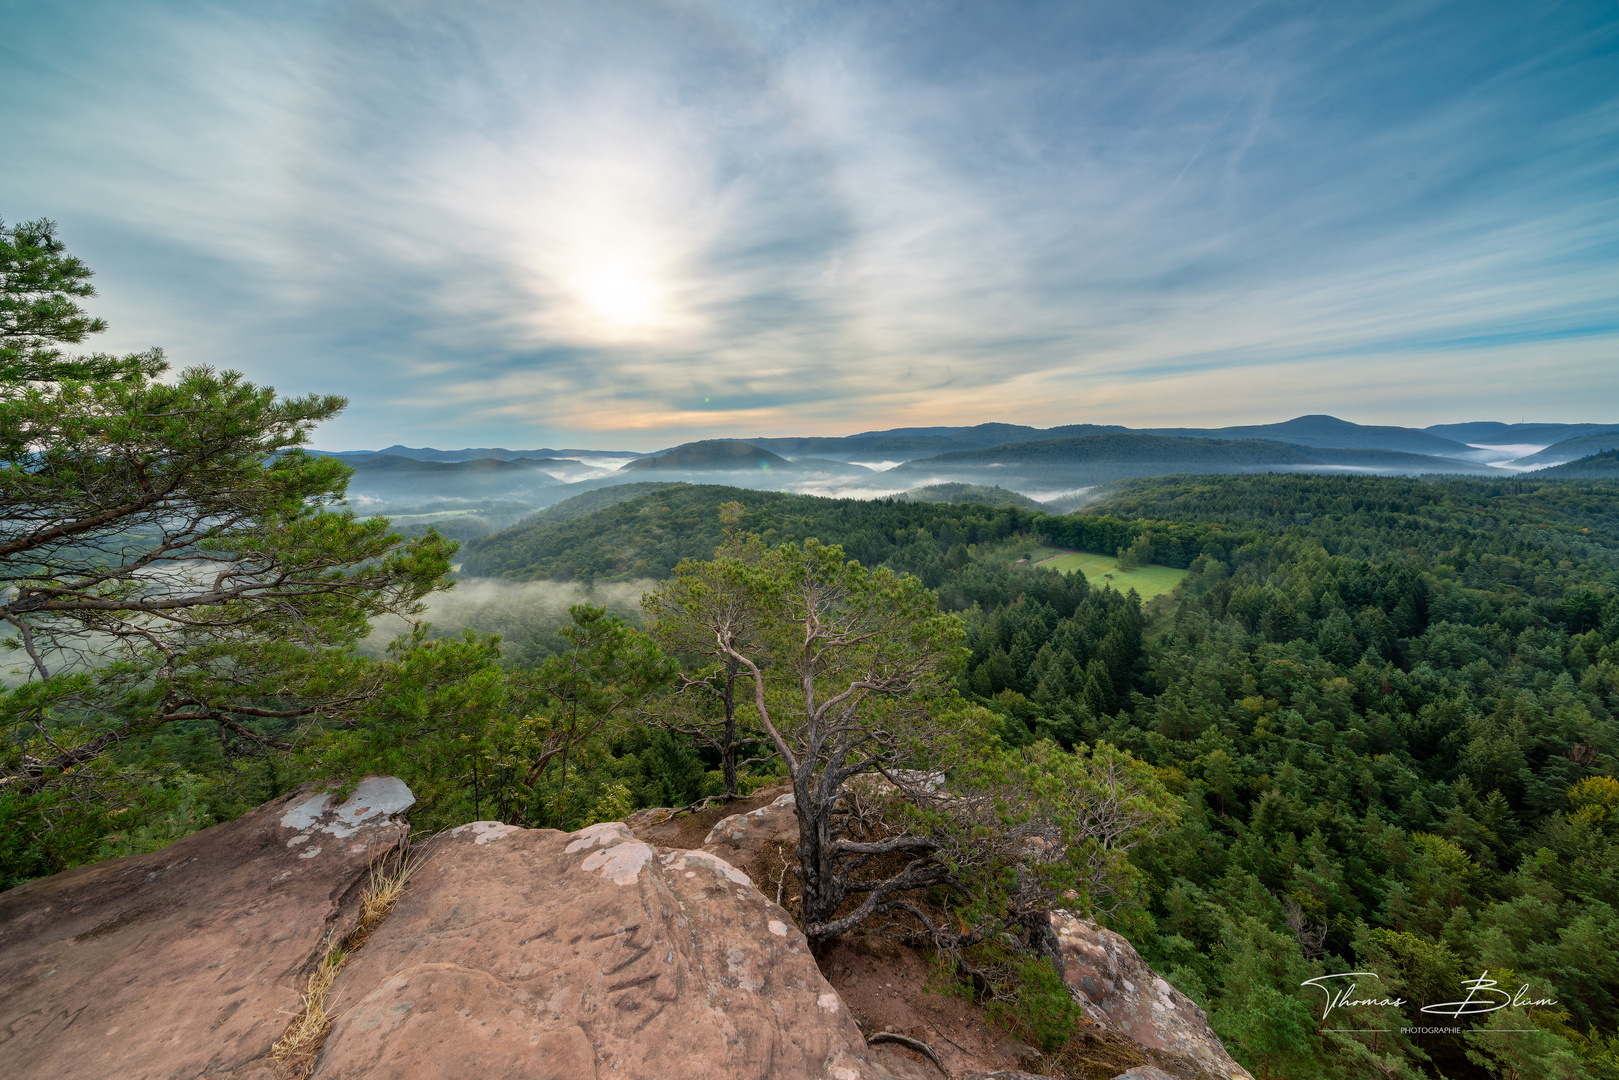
[3,0,1616,450]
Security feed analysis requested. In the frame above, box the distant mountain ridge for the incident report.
[316,444,646,462]
[340,454,572,503]
[734,415,1550,464]
[1423,421,1616,445]
[743,423,1129,460]
[350,454,578,474]
[322,415,1617,471]
[319,414,1611,518]
[1140,415,1482,458]
[885,433,1501,487]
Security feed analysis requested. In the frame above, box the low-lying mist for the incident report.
[362,576,657,667]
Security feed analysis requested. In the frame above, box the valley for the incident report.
[329,415,1619,552]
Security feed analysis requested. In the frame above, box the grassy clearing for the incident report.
[370,508,491,525]
[1028,549,1188,600]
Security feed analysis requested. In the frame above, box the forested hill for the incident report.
[883,433,1498,485]
[458,484,1046,581]
[1510,430,1619,467]
[1534,450,1619,478]
[621,440,794,471]
[460,474,1619,596]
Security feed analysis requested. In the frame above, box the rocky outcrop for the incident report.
[0,778,1258,1080]
[1050,912,1253,1080]
[312,818,892,1079]
[0,777,414,1080]
[700,790,799,871]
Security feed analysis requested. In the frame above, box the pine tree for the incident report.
[0,219,453,876]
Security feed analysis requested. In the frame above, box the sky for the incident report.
[3,0,1617,451]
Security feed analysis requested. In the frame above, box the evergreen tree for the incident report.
[0,219,452,878]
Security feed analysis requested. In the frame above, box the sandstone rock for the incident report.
[1114,1067,1182,1080]
[1050,911,1253,1080]
[700,791,799,870]
[623,804,678,831]
[311,818,896,1079]
[0,777,413,1080]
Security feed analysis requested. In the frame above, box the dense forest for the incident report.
[466,472,1619,1079]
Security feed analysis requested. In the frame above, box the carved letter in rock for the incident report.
[0,777,415,1080]
[311,819,896,1080]
[1049,912,1254,1080]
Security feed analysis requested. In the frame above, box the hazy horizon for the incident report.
[5,1,1616,447]
[310,414,1616,458]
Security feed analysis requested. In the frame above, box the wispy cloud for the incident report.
[2,0,1615,447]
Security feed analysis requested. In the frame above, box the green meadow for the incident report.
[1025,547,1188,599]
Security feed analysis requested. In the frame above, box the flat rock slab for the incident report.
[313,819,895,1080]
[0,777,413,1080]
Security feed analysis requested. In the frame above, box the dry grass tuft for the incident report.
[346,853,417,952]
[271,846,421,1079]
[271,934,344,1078]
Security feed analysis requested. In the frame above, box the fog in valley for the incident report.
[361,577,656,667]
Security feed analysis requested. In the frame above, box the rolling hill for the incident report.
[321,414,1614,517]
[745,415,1504,464]
[1423,421,1617,446]
[898,483,1046,510]
[343,454,570,501]
[883,433,1498,488]
[744,423,1128,461]
[1530,450,1619,478]
[1508,429,1619,467]
[622,441,797,472]
[328,444,644,462]
[1142,414,1482,458]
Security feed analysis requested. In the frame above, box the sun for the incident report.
[574,260,662,329]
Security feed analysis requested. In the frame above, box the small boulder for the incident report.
[701,791,799,870]
[0,777,414,1080]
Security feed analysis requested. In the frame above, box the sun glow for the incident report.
[428,103,717,346]
[572,258,663,329]
[522,176,702,343]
